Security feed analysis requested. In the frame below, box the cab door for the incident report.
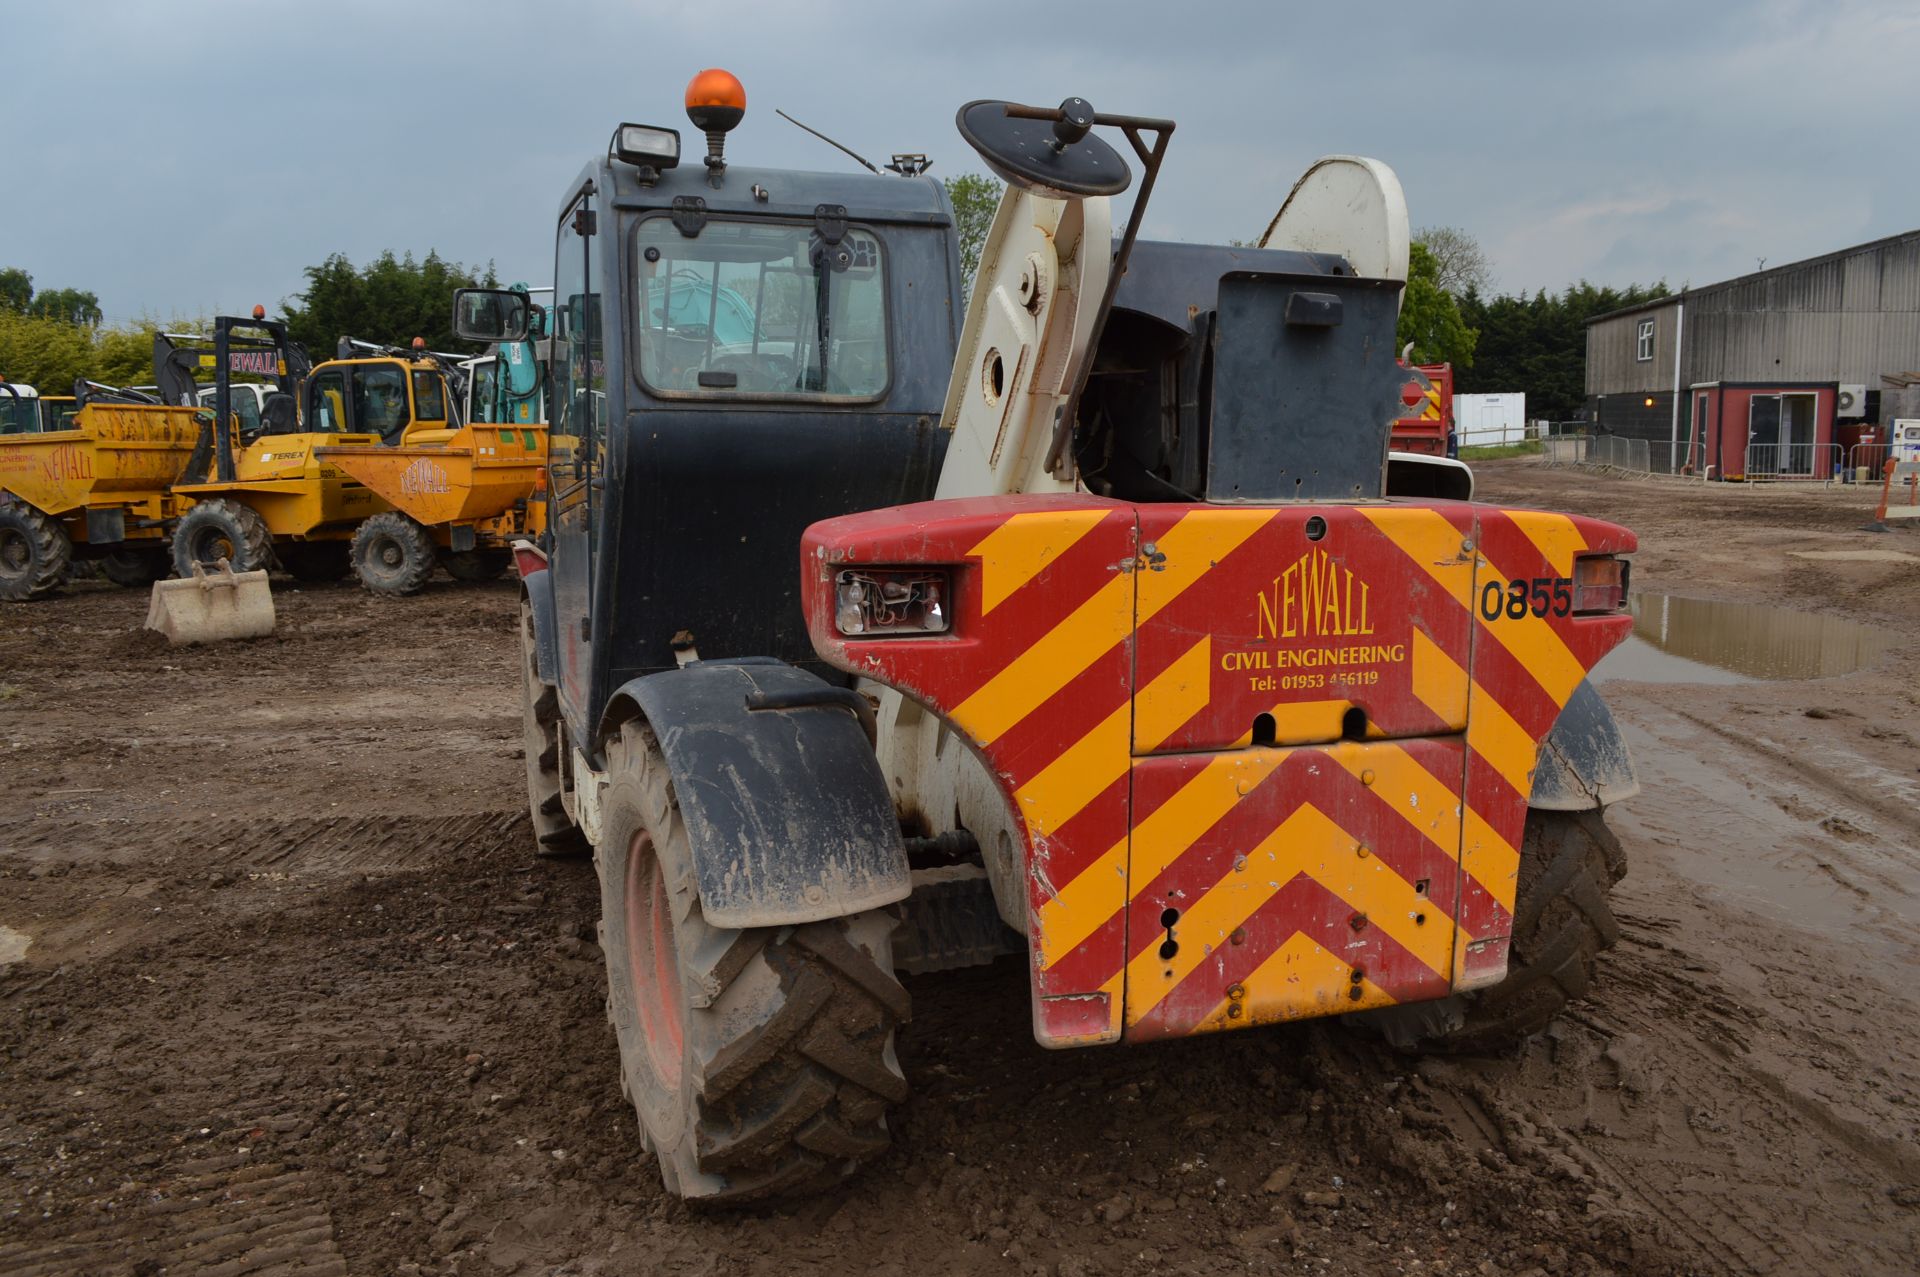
[548,189,599,724]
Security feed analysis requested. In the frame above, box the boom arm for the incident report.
[933,189,1110,499]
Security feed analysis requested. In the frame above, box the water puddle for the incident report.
[0,925,30,967]
[1591,593,1895,685]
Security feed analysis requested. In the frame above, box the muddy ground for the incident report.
[2,461,1916,1276]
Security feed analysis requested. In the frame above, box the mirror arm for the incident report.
[1032,109,1175,479]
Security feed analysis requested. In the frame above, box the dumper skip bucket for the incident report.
[145,560,275,645]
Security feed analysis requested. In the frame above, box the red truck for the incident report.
[1393,361,1454,456]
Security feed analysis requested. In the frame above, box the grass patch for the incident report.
[0,684,20,702]
[1460,441,1544,460]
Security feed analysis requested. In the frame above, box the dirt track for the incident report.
[2,462,1917,1276]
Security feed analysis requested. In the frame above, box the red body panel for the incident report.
[802,495,1635,1047]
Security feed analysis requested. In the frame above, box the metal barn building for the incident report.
[1584,228,1920,478]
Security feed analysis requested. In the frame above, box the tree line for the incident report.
[0,252,496,398]
[5,213,1659,425]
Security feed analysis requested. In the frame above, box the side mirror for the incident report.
[453,288,532,343]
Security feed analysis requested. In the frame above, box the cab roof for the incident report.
[565,154,954,229]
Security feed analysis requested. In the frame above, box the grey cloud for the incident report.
[2,0,1914,322]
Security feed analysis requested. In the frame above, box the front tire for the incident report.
[350,512,436,595]
[521,601,587,858]
[597,719,910,1202]
[1354,808,1626,1053]
[171,498,273,577]
[0,499,72,601]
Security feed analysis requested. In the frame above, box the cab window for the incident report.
[308,370,351,432]
[0,396,35,435]
[197,386,264,436]
[355,364,410,439]
[412,371,447,421]
[632,216,889,400]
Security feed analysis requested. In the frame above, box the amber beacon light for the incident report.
[685,68,747,176]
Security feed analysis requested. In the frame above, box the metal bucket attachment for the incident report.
[145,560,275,645]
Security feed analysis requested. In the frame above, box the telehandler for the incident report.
[463,72,1640,1202]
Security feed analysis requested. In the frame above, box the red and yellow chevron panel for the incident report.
[801,495,1634,1047]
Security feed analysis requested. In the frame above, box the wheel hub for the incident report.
[625,831,685,1089]
[0,531,27,574]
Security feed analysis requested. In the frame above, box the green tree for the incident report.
[1413,225,1491,296]
[27,287,103,328]
[942,173,1002,299]
[0,310,96,391]
[1454,278,1670,421]
[1397,242,1477,367]
[282,250,498,357]
[0,268,32,314]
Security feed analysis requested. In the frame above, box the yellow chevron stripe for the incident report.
[1511,511,1587,578]
[954,509,1266,746]
[949,574,1133,747]
[1041,746,1287,969]
[966,508,1111,616]
[1192,932,1396,1033]
[1410,627,1469,728]
[1466,680,1537,797]
[1462,806,1521,910]
[1329,741,1461,857]
[1136,637,1213,747]
[1017,637,1210,840]
[1363,506,1588,709]
[1122,802,1449,1027]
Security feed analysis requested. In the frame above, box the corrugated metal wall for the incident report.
[1586,231,1920,397]
[1587,302,1681,394]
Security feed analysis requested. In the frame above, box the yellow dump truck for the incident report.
[0,381,207,599]
[159,320,547,594]
[318,415,548,591]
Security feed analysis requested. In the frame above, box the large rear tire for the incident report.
[171,498,273,577]
[100,547,170,588]
[1353,808,1626,1053]
[597,719,910,1202]
[521,601,587,858]
[0,499,72,602]
[350,512,435,595]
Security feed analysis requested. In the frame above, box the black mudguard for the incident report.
[598,660,910,929]
[522,566,560,685]
[1530,678,1640,810]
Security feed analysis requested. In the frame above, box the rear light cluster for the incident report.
[834,568,950,636]
[1573,554,1629,615]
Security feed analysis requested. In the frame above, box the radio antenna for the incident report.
[776,108,881,175]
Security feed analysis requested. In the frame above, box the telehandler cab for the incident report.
[467,72,1640,1202]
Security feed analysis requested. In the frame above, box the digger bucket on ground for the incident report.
[144,560,275,645]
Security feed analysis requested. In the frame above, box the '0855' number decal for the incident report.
[1480,576,1573,621]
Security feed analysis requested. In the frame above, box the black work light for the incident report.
[611,123,681,170]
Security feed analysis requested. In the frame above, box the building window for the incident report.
[1636,318,1655,362]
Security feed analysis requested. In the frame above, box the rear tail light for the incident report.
[835,568,950,636]
[1573,554,1629,614]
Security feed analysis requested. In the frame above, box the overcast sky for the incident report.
[4,0,1915,325]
